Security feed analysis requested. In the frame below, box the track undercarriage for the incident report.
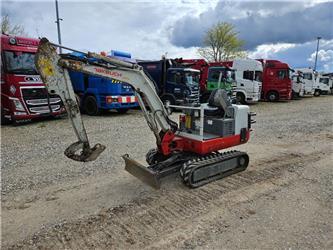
[123,149,249,189]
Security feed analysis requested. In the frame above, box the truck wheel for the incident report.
[116,108,129,114]
[314,89,321,97]
[266,91,279,102]
[236,92,246,104]
[83,95,101,116]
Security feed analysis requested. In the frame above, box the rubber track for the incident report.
[180,150,249,188]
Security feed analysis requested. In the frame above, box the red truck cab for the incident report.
[1,34,65,124]
[257,59,292,101]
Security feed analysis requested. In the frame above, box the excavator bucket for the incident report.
[65,141,106,162]
[122,154,161,189]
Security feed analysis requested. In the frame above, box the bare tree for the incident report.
[1,14,26,36]
[198,22,246,62]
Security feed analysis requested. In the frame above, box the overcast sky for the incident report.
[2,0,333,71]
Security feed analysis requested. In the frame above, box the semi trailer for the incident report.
[1,34,65,124]
[257,59,292,101]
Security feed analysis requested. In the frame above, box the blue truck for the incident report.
[138,57,200,106]
[65,51,139,115]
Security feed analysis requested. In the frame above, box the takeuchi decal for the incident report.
[94,67,122,78]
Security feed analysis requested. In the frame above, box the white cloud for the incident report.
[248,43,297,59]
[307,49,333,62]
[307,49,333,72]
[2,1,213,60]
[2,0,332,71]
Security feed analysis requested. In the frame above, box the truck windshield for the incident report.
[255,71,262,82]
[184,71,199,86]
[208,68,235,82]
[277,69,289,80]
[303,73,312,80]
[3,51,38,75]
[319,78,329,85]
[169,70,199,86]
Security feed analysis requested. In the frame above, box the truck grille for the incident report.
[21,88,63,114]
[29,105,61,113]
[188,86,200,103]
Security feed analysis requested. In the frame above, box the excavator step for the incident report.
[180,151,249,188]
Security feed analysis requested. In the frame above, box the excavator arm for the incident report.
[35,38,176,162]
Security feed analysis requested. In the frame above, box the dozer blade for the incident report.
[65,141,106,162]
[122,154,161,189]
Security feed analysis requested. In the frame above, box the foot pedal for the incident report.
[122,154,161,189]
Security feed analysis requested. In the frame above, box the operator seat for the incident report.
[205,89,232,117]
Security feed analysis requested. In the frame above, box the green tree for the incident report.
[1,14,26,36]
[198,22,246,62]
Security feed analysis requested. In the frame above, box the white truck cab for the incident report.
[295,68,315,96]
[315,74,331,95]
[230,59,263,104]
[291,70,305,98]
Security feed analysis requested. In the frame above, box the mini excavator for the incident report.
[35,38,255,189]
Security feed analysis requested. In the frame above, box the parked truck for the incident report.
[138,57,200,106]
[64,51,139,115]
[174,59,235,102]
[175,58,262,104]
[1,34,65,124]
[257,59,292,101]
[322,73,333,94]
[315,73,331,95]
[291,70,305,99]
[217,59,263,104]
[295,68,331,96]
[294,68,315,96]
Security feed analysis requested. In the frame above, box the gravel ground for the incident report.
[1,95,333,249]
